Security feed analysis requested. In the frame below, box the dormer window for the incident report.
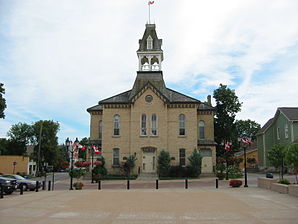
[147,35,153,50]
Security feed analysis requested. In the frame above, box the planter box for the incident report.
[288,185,298,197]
[271,183,289,194]
[257,177,277,189]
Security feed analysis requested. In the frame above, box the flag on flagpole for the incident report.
[225,142,232,151]
[241,137,252,145]
[148,1,154,5]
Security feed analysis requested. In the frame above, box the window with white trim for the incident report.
[199,120,205,140]
[141,114,147,135]
[113,115,120,135]
[113,148,120,166]
[179,148,186,166]
[277,127,280,140]
[179,114,185,135]
[285,124,289,138]
[151,114,157,135]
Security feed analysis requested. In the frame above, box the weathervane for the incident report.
[148,1,154,24]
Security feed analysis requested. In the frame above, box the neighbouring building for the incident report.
[257,107,298,169]
[234,143,258,170]
[87,23,216,176]
[0,155,35,175]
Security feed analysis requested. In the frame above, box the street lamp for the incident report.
[66,137,79,190]
[239,137,250,188]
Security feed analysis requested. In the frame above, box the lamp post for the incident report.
[66,137,79,190]
[239,137,250,188]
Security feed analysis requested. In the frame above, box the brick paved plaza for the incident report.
[0,183,298,224]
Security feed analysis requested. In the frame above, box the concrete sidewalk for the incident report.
[0,187,298,224]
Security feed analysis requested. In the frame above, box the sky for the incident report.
[0,0,298,143]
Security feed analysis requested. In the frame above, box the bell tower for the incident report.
[137,24,163,71]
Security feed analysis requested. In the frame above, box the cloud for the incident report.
[0,0,298,141]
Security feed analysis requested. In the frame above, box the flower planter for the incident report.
[229,179,242,187]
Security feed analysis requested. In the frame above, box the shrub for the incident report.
[229,179,242,187]
[278,179,290,185]
[188,149,202,177]
[69,169,85,180]
[227,165,243,179]
[158,150,171,177]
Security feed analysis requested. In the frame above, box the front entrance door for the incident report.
[142,153,156,173]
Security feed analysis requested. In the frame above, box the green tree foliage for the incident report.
[267,144,286,179]
[157,150,171,177]
[5,123,33,155]
[31,120,60,167]
[188,149,202,177]
[69,168,85,181]
[121,155,137,178]
[0,83,6,119]
[286,143,298,183]
[92,156,107,180]
[235,119,261,140]
[79,137,89,160]
[213,84,242,157]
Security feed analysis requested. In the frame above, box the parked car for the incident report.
[0,174,41,191]
[0,176,17,194]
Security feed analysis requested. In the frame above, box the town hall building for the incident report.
[87,23,216,176]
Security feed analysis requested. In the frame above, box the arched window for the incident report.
[179,114,185,135]
[113,115,120,135]
[98,120,103,139]
[199,121,205,140]
[147,35,153,50]
[151,114,157,135]
[141,114,147,135]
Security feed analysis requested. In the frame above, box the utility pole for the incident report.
[36,122,43,176]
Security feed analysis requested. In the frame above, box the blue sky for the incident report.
[1,0,298,143]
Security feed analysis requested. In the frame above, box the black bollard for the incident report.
[156,179,159,189]
[20,183,23,195]
[216,179,218,189]
[42,181,45,190]
[0,184,3,199]
[35,181,39,192]
[52,172,55,191]
[127,180,130,190]
[98,180,101,190]
[185,179,188,189]
[48,181,51,191]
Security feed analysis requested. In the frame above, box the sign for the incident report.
[13,161,17,166]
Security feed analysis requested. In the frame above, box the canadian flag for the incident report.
[92,145,101,154]
[241,138,252,145]
[225,142,232,151]
[148,1,154,5]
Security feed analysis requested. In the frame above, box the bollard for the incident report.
[35,181,39,192]
[98,180,101,190]
[185,179,188,189]
[156,179,159,189]
[216,179,218,189]
[52,172,55,191]
[127,180,130,190]
[42,181,46,190]
[0,184,3,199]
[48,181,51,191]
[20,183,23,195]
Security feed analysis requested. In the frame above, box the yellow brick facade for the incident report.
[0,155,29,175]
[89,87,216,175]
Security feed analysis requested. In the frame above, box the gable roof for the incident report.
[279,107,298,121]
[256,107,298,135]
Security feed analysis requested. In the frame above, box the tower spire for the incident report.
[148,1,154,24]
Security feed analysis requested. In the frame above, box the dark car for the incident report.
[0,175,41,191]
[0,176,18,194]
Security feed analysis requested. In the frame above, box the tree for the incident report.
[267,144,286,179]
[235,119,261,141]
[188,149,202,177]
[79,137,89,160]
[0,83,6,119]
[5,122,33,155]
[286,143,298,183]
[31,120,60,171]
[213,84,242,157]
[157,150,171,177]
[121,154,137,178]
